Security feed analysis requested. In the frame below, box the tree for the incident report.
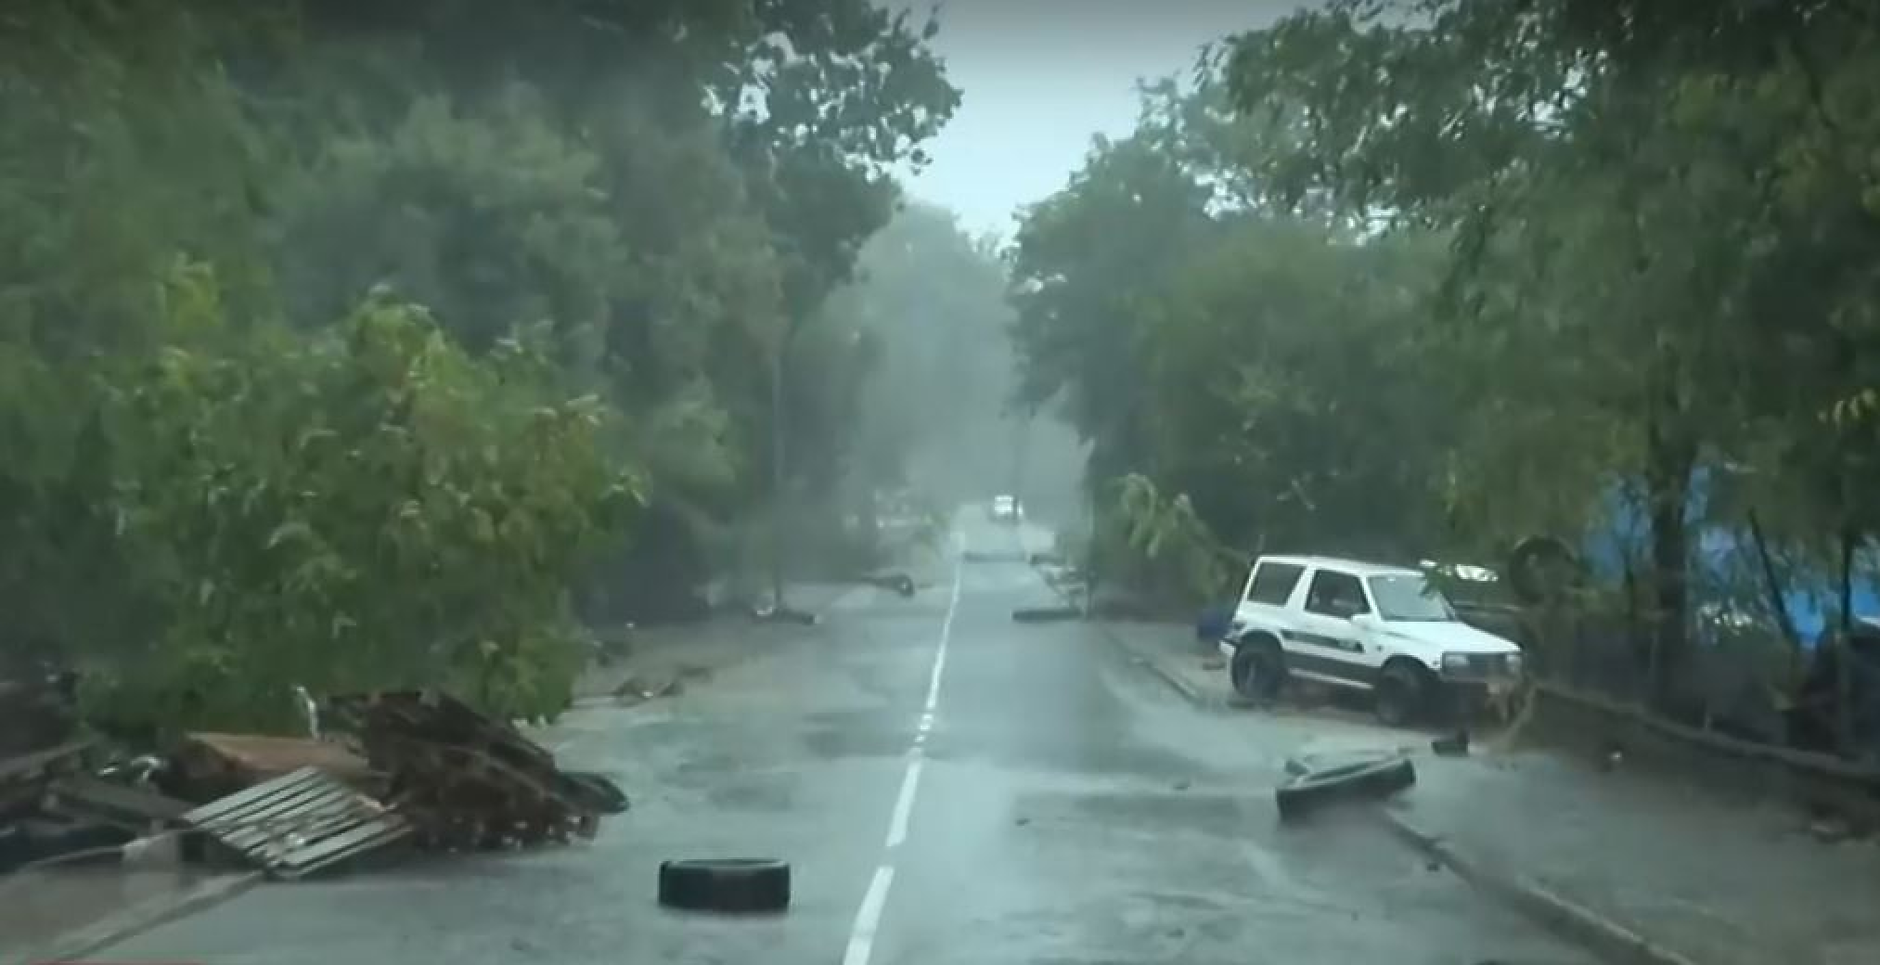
[1217,0,1880,708]
[1009,133,1216,489]
[0,2,964,728]
[89,265,636,732]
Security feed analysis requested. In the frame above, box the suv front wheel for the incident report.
[1373,661,1434,726]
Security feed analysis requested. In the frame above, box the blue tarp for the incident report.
[1584,471,1880,646]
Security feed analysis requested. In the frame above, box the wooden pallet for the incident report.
[180,766,411,879]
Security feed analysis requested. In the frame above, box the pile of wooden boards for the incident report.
[322,690,628,851]
[0,683,627,880]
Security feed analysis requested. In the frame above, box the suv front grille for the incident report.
[1446,653,1518,679]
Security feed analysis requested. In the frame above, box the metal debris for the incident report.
[0,740,93,820]
[41,774,189,832]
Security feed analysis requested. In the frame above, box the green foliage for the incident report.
[1008,72,1465,591]
[277,90,622,356]
[86,264,638,732]
[1139,218,1452,558]
[1103,474,1241,607]
[1011,0,1880,708]
[0,3,960,726]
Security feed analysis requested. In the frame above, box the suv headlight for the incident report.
[1440,652,1471,673]
[1505,652,1524,676]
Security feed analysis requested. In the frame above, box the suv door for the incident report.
[1288,568,1375,687]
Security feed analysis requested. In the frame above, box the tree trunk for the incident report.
[769,339,787,609]
[1643,422,1695,711]
[1837,523,1856,754]
[1747,511,1800,654]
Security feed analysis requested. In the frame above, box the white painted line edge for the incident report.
[842,538,964,965]
[884,759,924,848]
[842,865,897,965]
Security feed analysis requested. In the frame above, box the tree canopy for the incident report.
[1009,0,1880,712]
[0,1,958,730]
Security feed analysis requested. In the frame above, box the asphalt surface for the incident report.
[103,516,1593,964]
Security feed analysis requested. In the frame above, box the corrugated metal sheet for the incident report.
[180,766,410,879]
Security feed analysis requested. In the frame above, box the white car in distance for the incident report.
[1218,555,1525,725]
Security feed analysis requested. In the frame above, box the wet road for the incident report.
[107,517,1591,964]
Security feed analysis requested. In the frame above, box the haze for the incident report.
[886,0,1309,235]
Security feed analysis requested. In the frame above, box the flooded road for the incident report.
[104,518,1589,964]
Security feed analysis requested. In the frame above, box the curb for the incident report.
[1119,642,1213,708]
[1377,810,1701,965]
[19,870,263,964]
[1021,557,1217,710]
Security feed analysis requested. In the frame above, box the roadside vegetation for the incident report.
[0,1,995,733]
[1012,1,1880,723]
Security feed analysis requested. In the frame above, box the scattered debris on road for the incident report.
[610,675,685,703]
[658,857,791,913]
[1,740,93,820]
[1012,605,1083,623]
[2,680,631,882]
[179,766,410,879]
[40,774,189,833]
[748,601,819,625]
[0,680,78,760]
[1808,816,1854,844]
[1431,730,1472,756]
[861,572,917,597]
[324,689,628,851]
[1276,753,1417,823]
[172,733,377,801]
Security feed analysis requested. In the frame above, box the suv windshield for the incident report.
[1367,574,1456,622]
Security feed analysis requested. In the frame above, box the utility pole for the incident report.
[1011,415,1031,513]
[769,333,788,611]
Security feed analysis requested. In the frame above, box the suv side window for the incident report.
[1305,570,1370,618]
[1246,561,1306,605]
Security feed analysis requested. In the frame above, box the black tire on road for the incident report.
[1373,661,1432,727]
[658,858,792,913]
[1275,755,1417,822]
[1230,638,1285,702]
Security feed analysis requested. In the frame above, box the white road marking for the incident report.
[925,562,960,712]
[841,865,896,965]
[841,542,964,965]
[884,758,924,848]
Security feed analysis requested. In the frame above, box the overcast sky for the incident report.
[884,1,1310,237]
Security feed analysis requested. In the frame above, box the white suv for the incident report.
[1218,555,1525,725]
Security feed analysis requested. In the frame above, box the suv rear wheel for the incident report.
[1230,637,1286,703]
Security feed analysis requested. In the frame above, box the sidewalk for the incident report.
[0,865,256,963]
[1390,747,1880,965]
[1088,618,1231,706]
[1097,616,1880,965]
